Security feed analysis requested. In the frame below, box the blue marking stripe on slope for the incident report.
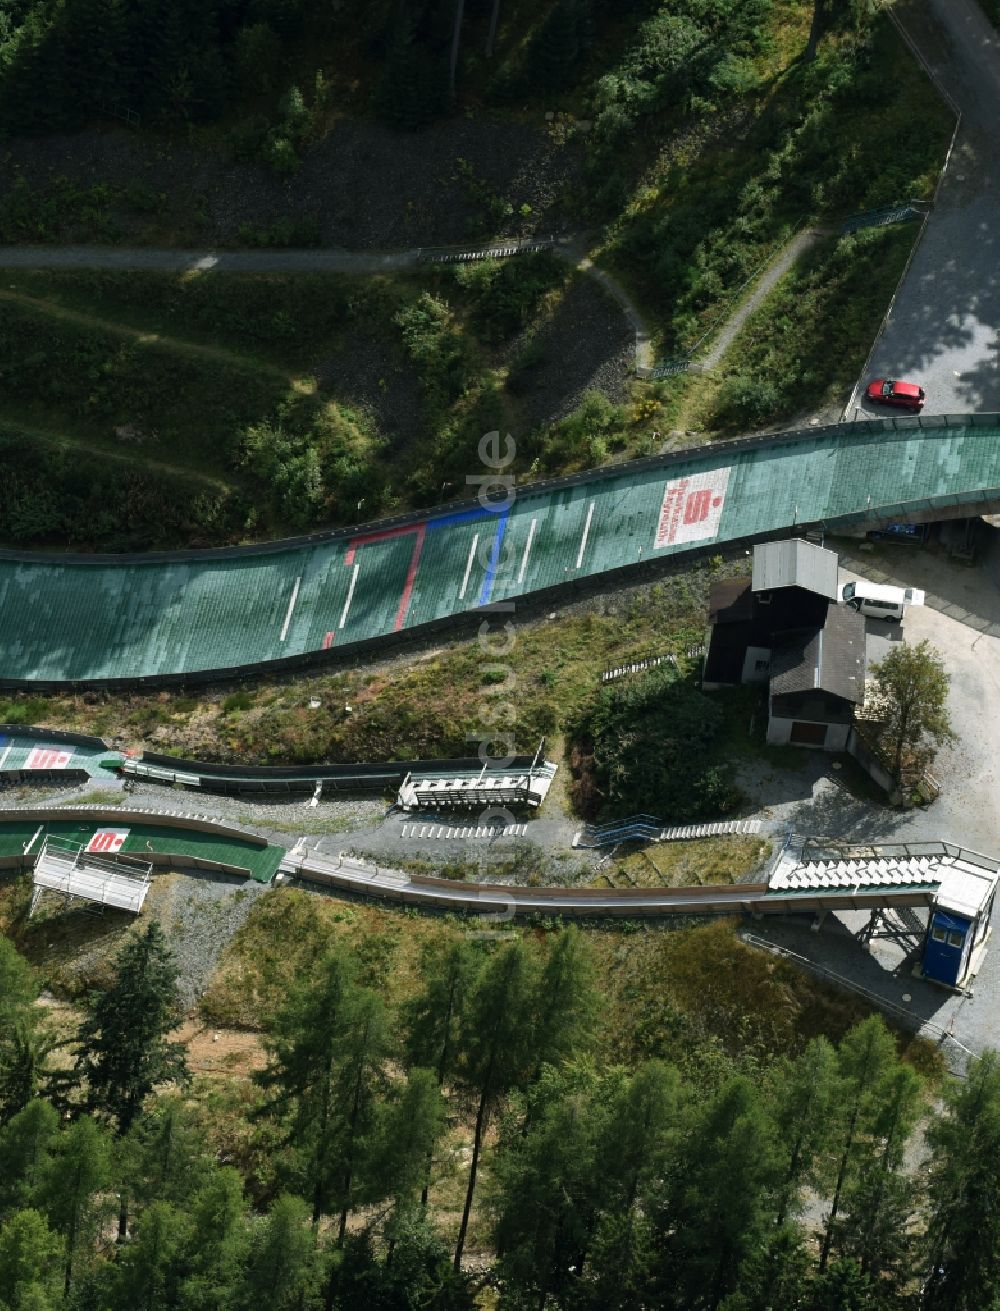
[477,509,511,606]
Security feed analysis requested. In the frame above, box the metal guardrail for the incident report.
[416,235,565,264]
[742,932,973,1061]
[601,654,674,683]
[646,357,691,380]
[97,98,139,128]
[574,816,763,849]
[839,201,929,234]
[796,835,1000,875]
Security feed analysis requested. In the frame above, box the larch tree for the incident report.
[922,1051,1000,1310]
[530,926,598,1082]
[103,1200,193,1311]
[405,939,479,1088]
[650,1074,781,1309]
[370,1066,445,1256]
[771,1036,841,1225]
[595,1060,679,1215]
[0,938,59,1126]
[580,1062,680,1309]
[818,1016,898,1273]
[237,1194,317,1311]
[38,1115,112,1297]
[0,1099,59,1214]
[491,1071,601,1307]
[255,946,357,1226]
[485,0,501,57]
[452,940,539,1270]
[117,1095,211,1240]
[834,1062,922,1288]
[404,939,480,1206]
[0,1207,63,1311]
[327,986,392,1245]
[177,1167,249,1310]
[448,0,464,98]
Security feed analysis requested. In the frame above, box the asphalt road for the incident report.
[852,0,1000,418]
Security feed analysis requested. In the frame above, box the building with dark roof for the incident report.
[767,603,866,748]
[703,538,866,750]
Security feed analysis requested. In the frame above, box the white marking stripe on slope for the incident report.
[339,563,360,630]
[518,518,538,585]
[460,533,479,601]
[576,501,595,569]
[279,576,302,643]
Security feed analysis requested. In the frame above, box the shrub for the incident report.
[234,22,283,95]
[573,665,738,821]
[710,376,780,429]
[263,135,299,177]
[222,691,254,715]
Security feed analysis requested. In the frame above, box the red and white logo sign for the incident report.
[25,747,73,770]
[654,467,732,549]
[85,829,130,854]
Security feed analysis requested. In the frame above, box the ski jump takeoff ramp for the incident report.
[3,413,1000,688]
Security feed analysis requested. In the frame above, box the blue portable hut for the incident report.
[922,858,999,989]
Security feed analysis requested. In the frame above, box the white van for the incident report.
[841,580,925,622]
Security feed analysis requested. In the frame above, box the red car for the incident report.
[866,378,925,412]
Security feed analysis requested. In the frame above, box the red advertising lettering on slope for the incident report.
[85,829,130,854]
[654,467,732,549]
[24,747,72,770]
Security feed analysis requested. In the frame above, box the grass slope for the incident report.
[0,561,730,762]
[0,256,639,549]
[693,224,918,431]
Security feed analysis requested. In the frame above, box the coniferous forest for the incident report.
[2,925,1000,1311]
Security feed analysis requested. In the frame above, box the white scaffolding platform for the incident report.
[29,836,151,917]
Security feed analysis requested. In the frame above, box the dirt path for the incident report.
[1,233,828,385]
[0,416,237,491]
[0,287,308,389]
[0,235,658,376]
[554,241,653,371]
[699,228,824,370]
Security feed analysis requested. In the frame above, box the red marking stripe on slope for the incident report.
[395,524,426,631]
[345,522,419,567]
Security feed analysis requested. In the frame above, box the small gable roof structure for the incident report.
[752,538,839,601]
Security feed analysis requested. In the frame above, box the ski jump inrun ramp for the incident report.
[3,412,1000,688]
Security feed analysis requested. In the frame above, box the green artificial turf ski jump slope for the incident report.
[2,413,999,686]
